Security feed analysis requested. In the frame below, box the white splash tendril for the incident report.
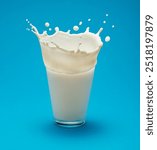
[30,23,40,36]
[67,30,71,33]
[85,27,90,32]
[96,28,103,35]
[42,31,48,37]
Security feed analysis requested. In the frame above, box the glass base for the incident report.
[55,120,85,128]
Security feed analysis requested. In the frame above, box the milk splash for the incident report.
[26,17,113,46]
[26,16,113,73]
[26,19,104,53]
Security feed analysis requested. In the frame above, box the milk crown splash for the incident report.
[27,19,108,74]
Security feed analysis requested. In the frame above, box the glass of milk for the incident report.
[28,22,103,127]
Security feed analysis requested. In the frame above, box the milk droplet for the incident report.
[103,20,106,24]
[55,27,59,32]
[45,22,50,27]
[26,28,30,31]
[73,25,79,31]
[106,14,109,16]
[112,25,115,28]
[49,28,52,31]
[88,18,91,22]
[79,21,82,25]
[26,19,30,23]
[105,36,110,42]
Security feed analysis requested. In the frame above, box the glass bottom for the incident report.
[55,120,85,128]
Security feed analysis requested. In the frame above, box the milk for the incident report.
[26,19,109,127]
[47,68,94,123]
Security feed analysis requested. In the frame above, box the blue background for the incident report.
[0,0,140,149]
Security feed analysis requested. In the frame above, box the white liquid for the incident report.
[45,22,50,27]
[79,21,82,25]
[112,25,115,28]
[26,19,29,23]
[106,14,109,16]
[103,20,106,24]
[97,27,103,35]
[105,36,110,42]
[73,25,79,31]
[54,27,59,32]
[67,30,70,33]
[27,20,104,123]
[47,68,94,121]
[88,18,91,21]
[33,25,103,73]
